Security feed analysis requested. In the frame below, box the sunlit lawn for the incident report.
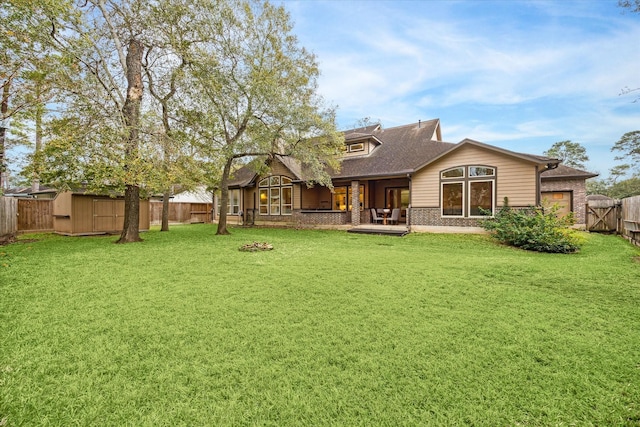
[1,224,640,426]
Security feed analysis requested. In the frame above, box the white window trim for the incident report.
[441,181,465,218]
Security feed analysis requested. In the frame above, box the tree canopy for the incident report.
[543,140,589,170]
[4,0,342,240]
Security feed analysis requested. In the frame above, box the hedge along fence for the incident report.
[1,197,18,241]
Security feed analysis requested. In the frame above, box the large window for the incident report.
[259,176,293,215]
[441,166,495,217]
[218,189,240,214]
[333,185,364,211]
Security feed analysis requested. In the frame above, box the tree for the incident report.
[142,0,207,232]
[543,140,589,169]
[612,130,640,172]
[37,0,153,243]
[618,1,639,102]
[0,1,64,192]
[185,0,343,235]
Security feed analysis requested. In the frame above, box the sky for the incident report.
[282,0,640,178]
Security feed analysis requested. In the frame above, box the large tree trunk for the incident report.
[116,39,144,244]
[0,80,10,193]
[216,158,233,235]
[161,190,170,231]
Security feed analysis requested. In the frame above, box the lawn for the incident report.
[1,225,640,426]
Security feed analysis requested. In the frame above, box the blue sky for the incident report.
[283,0,640,178]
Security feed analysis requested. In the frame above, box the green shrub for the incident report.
[482,198,582,253]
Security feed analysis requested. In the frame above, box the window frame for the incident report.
[440,165,496,218]
[258,175,293,216]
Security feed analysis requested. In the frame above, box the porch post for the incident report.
[351,180,360,226]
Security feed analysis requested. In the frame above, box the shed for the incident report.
[52,190,150,236]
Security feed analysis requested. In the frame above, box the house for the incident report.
[222,119,596,230]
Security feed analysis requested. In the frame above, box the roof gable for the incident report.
[414,138,558,172]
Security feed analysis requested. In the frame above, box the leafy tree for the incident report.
[38,0,155,243]
[543,140,589,169]
[619,0,640,12]
[608,177,640,199]
[185,0,343,235]
[612,130,640,173]
[0,0,65,192]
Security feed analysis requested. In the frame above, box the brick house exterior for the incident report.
[220,119,597,230]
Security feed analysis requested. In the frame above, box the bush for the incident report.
[482,198,582,253]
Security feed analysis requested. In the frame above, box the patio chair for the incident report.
[389,208,400,225]
[371,208,383,224]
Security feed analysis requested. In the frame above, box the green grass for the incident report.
[2,225,640,426]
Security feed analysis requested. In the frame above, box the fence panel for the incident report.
[0,197,18,240]
[621,195,640,245]
[149,201,213,225]
[17,199,54,232]
[586,199,620,232]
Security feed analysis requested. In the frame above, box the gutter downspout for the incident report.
[537,162,559,205]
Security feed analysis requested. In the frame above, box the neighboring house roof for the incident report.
[172,187,212,203]
[540,164,598,180]
[3,187,34,197]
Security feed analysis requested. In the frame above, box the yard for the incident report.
[1,225,640,426]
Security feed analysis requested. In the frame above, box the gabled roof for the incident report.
[413,138,558,172]
[226,119,596,185]
[333,119,453,179]
[227,154,305,188]
[540,164,598,180]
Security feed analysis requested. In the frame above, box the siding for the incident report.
[412,144,538,208]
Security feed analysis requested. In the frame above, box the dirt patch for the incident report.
[0,234,17,246]
[239,241,274,252]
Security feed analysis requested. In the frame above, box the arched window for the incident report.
[441,166,496,217]
[259,176,293,215]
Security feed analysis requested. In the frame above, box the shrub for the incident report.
[482,198,582,253]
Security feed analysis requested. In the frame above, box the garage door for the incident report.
[541,191,572,218]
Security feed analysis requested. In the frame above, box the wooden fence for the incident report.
[1,197,18,241]
[149,201,213,225]
[621,195,640,245]
[586,199,620,233]
[17,199,54,232]
[586,195,640,246]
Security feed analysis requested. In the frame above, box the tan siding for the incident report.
[269,160,293,178]
[73,195,94,233]
[52,192,72,233]
[412,145,538,207]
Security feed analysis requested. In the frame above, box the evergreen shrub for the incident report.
[482,198,582,253]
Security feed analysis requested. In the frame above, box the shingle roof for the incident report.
[540,164,598,179]
[227,119,597,186]
[333,120,455,179]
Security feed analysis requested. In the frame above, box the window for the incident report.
[258,176,293,215]
[333,185,364,211]
[218,189,240,214]
[349,143,364,152]
[441,166,495,217]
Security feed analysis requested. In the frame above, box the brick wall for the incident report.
[409,207,484,227]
